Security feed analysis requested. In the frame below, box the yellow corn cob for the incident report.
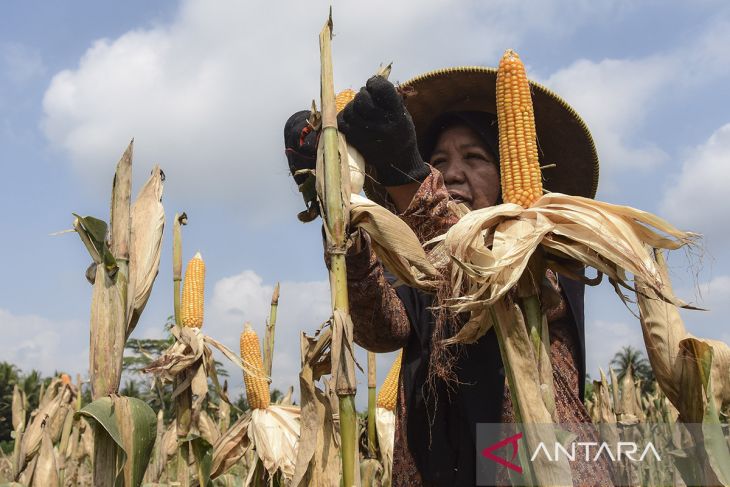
[180,252,205,328]
[496,49,542,208]
[336,89,356,113]
[240,322,270,409]
[377,351,402,411]
[61,374,71,385]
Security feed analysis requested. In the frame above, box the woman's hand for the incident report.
[284,110,319,186]
[337,76,430,187]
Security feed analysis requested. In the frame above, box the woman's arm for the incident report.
[341,229,411,353]
[343,167,458,349]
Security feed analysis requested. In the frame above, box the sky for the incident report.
[1,0,729,410]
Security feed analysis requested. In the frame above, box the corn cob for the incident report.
[240,322,270,409]
[181,252,205,328]
[496,49,542,208]
[377,351,402,411]
[61,373,71,385]
[335,89,356,113]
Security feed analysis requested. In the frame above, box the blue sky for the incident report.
[2,0,729,409]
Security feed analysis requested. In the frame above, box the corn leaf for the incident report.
[676,338,730,485]
[190,437,213,487]
[76,396,157,487]
[489,300,572,486]
[73,214,117,274]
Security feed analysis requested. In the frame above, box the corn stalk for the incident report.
[367,352,377,458]
[173,212,188,326]
[172,211,191,487]
[318,11,359,486]
[263,283,280,377]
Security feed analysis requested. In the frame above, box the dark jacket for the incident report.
[395,275,585,485]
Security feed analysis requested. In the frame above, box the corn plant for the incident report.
[73,142,163,486]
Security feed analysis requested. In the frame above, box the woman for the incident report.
[285,68,611,486]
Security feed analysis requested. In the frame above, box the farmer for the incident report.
[285,68,611,486]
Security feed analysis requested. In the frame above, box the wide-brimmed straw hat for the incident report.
[363,66,599,209]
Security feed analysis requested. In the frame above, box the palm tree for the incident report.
[610,345,654,392]
[20,370,47,412]
[0,362,20,442]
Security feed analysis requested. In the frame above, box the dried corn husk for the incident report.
[127,165,165,337]
[375,407,395,486]
[19,382,75,467]
[31,428,59,487]
[248,406,300,480]
[346,143,366,195]
[12,385,25,431]
[618,367,640,425]
[435,194,695,313]
[144,326,257,383]
[197,410,221,446]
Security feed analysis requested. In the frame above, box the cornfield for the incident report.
[2,11,730,487]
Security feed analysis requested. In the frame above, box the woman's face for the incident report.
[429,124,500,210]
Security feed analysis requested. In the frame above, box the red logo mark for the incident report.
[481,432,523,474]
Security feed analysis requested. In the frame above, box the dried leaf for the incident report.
[292,331,341,487]
[349,194,440,289]
[210,412,252,479]
[197,410,220,447]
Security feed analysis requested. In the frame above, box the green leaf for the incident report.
[73,213,118,273]
[697,343,730,485]
[191,437,213,487]
[77,396,157,487]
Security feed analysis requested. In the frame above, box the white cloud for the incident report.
[41,0,632,216]
[539,56,672,192]
[660,123,730,244]
[0,308,87,376]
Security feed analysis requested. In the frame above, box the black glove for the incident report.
[337,76,430,186]
[284,110,319,185]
